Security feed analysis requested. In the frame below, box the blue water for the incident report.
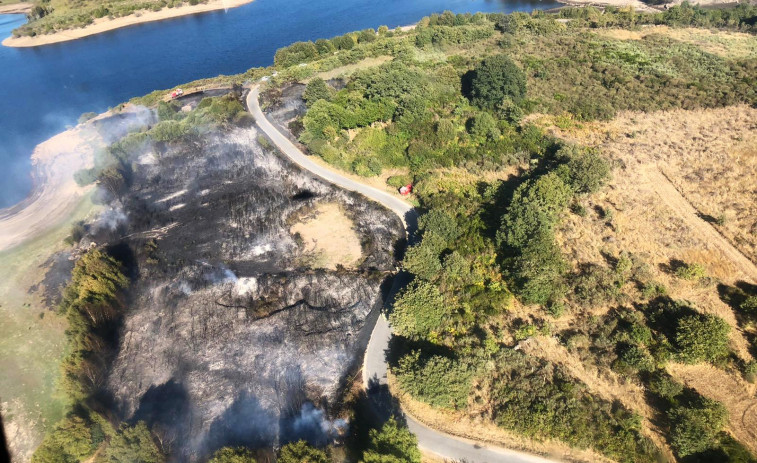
[0,0,558,208]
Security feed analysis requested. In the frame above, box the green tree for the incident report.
[361,419,421,463]
[278,441,330,463]
[470,112,501,141]
[105,422,164,463]
[32,415,97,463]
[668,399,728,457]
[471,55,527,108]
[315,38,335,55]
[500,172,572,250]
[207,447,256,463]
[274,41,319,67]
[554,145,610,194]
[303,78,334,107]
[389,281,447,340]
[403,232,446,281]
[675,314,730,363]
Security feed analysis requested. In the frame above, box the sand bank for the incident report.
[0,106,154,251]
[0,3,32,15]
[2,0,253,47]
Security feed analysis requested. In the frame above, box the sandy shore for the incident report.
[0,3,32,15]
[0,106,155,252]
[2,0,253,47]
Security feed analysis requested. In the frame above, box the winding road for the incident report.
[247,86,556,463]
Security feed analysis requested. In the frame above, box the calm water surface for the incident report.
[0,0,558,207]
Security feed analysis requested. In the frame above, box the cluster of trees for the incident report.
[206,419,420,463]
[497,145,610,305]
[558,2,757,32]
[274,27,393,68]
[33,250,167,463]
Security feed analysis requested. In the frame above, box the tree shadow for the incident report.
[205,391,277,457]
[132,379,191,455]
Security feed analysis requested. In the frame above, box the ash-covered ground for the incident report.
[93,118,402,460]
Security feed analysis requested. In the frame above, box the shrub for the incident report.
[389,281,448,340]
[105,422,163,463]
[395,351,473,409]
[361,419,421,463]
[386,174,412,189]
[32,415,99,463]
[278,441,330,463]
[674,262,707,281]
[303,78,333,107]
[554,145,610,194]
[668,399,728,458]
[647,372,683,401]
[675,314,730,364]
[744,361,757,384]
[274,41,319,67]
[470,55,527,108]
[208,447,257,463]
[499,172,572,250]
[402,232,446,281]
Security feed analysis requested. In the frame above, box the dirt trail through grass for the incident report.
[645,167,757,284]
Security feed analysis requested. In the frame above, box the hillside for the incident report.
[10,3,757,463]
[262,4,757,463]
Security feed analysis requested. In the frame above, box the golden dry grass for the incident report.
[290,202,363,269]
[524,105,757,456]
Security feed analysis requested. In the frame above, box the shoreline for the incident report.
[0,105,153,252]
[2,0,254,48]
[0,3,32,15]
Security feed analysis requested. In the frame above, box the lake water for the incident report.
[0,0,559,208]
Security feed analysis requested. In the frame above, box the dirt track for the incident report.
[646,167,757,284]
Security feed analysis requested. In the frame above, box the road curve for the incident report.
[247,86,557,463]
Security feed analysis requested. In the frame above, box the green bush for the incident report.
[274,41,319,67]
[208,447,257,463]
[470,55,527,108]
[105,421,164,463]
[668,399,728,458]
[386,174,412,189]
[674,262,707,281]
[389,281,448,340]
[675,313,730,364]
[395,351,473,409]
[303,78,333,107]
[554,145,610,194]
[278,441,330,463]
[361,419,421,463]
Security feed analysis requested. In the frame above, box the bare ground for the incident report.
[290,202,363,269]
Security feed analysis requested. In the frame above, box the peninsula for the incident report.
[2,0,254,47]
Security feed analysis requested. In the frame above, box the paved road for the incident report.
[247,86,557,463]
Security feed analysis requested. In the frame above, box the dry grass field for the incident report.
[520,104,757,458]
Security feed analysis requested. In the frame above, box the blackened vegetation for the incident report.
[70,99,403,461]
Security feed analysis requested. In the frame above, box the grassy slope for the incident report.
[0,194,98,459]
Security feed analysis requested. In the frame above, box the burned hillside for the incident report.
[84,104,402,460]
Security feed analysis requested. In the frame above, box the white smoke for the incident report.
[94,206,128,231]
[288,403,348,446]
